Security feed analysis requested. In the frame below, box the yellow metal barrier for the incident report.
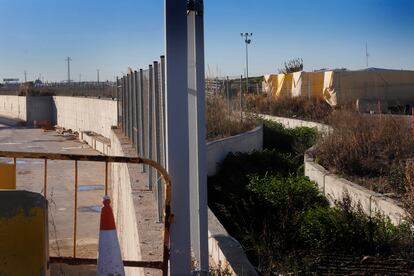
[0,191,48,275]
[0,150,172,276]
[0,160,16,189]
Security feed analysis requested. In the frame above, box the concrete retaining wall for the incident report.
[258,113,331,133]
[53,96,117,138]
[0,95,26,120]
[207,125,263,176]
[26,96,54,125]
[107,132,142,275]
[304,153,408,225]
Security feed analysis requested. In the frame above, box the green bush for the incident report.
[299,195,414,255]
[248,173,327,211]
[208,147,414,274]
[258,118,317,153]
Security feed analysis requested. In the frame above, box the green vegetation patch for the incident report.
[208,122,414,274]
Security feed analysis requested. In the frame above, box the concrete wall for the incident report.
[207,125,263,176]
[107,132,142,275]
[26,96,54,125]
[0,95,26,120]
[258,113,331,134]
[53,96,117,138]
[304,153,408,224]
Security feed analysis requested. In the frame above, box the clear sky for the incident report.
[0,0,413,82]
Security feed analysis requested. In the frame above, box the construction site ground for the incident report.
[0,117,103,275]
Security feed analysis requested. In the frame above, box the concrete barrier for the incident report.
[208,209,258,275]
[257,113,331,134]
[207,125,263,176]
[304,153,408,225]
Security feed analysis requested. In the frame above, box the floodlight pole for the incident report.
[241,32,253,93]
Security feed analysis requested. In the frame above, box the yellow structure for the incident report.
[0,191,48,275]
[264,68,414,109]
[0,163,16,189]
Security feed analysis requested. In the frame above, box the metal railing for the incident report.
[117,56,166,222]
[0,150,172,276]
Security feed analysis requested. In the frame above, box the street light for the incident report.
[241,32,253,93]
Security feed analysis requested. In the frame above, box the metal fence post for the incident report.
[140,69,146,173]
[116,77,120,126]
[122,76,127,135]
[153,61,163,222]
[131,71,137,146]
[240,74,243,123]
[148,65,154,190]
[128,72,134,141]
[134,71,140,155]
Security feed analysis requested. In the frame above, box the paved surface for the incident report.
[0,117,104,274]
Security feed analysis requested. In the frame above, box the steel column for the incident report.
[165,0,192,273]
[187,1,208,273]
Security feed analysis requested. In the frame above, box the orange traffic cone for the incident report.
[97,196,125,276]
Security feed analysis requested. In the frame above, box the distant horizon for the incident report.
[0,0,413,82]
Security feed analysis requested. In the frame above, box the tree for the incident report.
[279,58,304,74]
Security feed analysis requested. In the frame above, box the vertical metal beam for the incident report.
[139,69,146,173]
[73,160,78,258]
[128,73,134,140]
[123,76,127,135]
[116,77,120,126]
[165,0,192,274]
[43,159,47,198]
[134,71,140,154]
[104,161,108,196]
[188,1,208,273]
[160,56,166,170]
[131,71,137,146]
[148,65,154,190]
[153,61,163,222]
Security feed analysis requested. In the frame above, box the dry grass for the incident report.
[245,94,332,123]
[314,110,414,195]
[206,95,256,141]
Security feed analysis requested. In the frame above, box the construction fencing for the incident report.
[263,69,414,113]
[117,57,166,222]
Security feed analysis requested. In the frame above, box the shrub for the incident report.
[259,118,317,153]
[314,110,414,194]
[245,94,332,123]
[209,146,414,274]
[248,173,327,211]
[300,194,414,255]
[206,95,255,141]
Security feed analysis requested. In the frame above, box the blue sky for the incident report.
[0,0,413,82]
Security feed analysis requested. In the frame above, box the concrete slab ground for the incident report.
[0,116,105,274]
